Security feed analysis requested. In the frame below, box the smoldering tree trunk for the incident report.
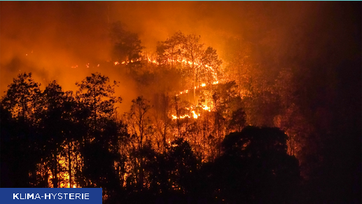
[68,141,72,188]
[138,158,144,190]
[175,96,181,138]
[52,150,59,188]
[163,123,167,151]
[162,94,169,152]
[138,111,144,190]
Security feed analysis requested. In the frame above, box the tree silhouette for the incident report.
[76,72,121,137]
[124,96,153,190]
[2,72,41,121]
[36,81,76,187]
[197,126,300,204]
[0,102,36,187]
[0,73,42,187]
[110,21,143,66]
[75,73,124,193]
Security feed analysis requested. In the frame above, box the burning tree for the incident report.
[123,96,154,190]
[157,31,222,99]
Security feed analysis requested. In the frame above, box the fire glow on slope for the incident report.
[113,55,220,121]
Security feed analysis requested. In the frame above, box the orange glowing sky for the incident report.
[1,2,360,111]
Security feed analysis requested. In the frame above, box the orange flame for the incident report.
[192,111,199,119]
[202,105,211,112]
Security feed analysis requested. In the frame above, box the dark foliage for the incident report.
[1,72,350,204]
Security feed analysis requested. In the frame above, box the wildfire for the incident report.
[202,105,211,112]
[70,55,219,89]
[69,54,220,122]
[171,109,201,120]
[192,110,199,119]
[172,114,191,120]
[44,142,82,188]
[177,81,217,96]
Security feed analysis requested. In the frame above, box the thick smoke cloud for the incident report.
[0,2,360,111]
[0,2,111,90]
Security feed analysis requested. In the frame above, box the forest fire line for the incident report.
[176,81,218,96]
[171,104,211,120]
[113,55,218,81]
[172,110,200,120]
[76,54,219,85]
[115,54,220,121]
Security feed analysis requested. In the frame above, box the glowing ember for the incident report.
[172,114,192,120]
[192,111,199,119]
[202,105,211,112]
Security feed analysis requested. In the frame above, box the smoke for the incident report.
[0,2,137,110]
[1,2,360,111]
[0,2,111,88]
